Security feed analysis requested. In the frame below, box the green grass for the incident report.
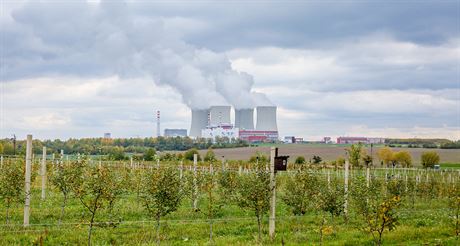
[0,176,459,245]
[440,163,460,169]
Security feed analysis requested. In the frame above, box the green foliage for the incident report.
[141,167,182,244]
[236,170,271,241]
[312,155,322,164]
[318,178,345,219]
[184,148,201,161]
[204,148,216,162]
[0,160,25,223]
[421,151,440,168]
[446,181,460,238]
[217,170,239,202]
[200,170,223,243]
[378,147,394,167]
[294,156,306,164]
[50,160,85,225]
[282,169,320,215]
[393,151,412,168]
[73,165,119,246]
[351,176,401,245]
[143,148,156,161]
[347,143,365,168]
[249,152,269,164]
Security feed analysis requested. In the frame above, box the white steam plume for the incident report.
[2,0,272,109]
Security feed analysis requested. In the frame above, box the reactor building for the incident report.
[189,105,279,142]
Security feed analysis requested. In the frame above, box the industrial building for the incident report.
[337,137,385,144]
[189,105,279,142]
[164,129,187,137]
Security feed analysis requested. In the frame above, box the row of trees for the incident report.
[0,136,248,156]
[292,144,441,169]
[1,157,458,245]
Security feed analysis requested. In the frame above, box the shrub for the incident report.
[394,151,412,168]
[294,156,306,164]
[421,151,440,168]
[184,148,201,161]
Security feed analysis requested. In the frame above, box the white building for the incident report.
[202,123,239,141]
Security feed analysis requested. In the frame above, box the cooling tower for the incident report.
[235,108,254,130]
[209,106,231,126]
[190,109,209,137]
[256,106,278,131]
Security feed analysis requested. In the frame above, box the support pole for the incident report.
[180,160,183,180]
[0,155,3,169]
[193,154,198,210]
[221,156,225,171]
[24,134,32,227]
[366,167,370,188]
[41,147,47,200]
[344,160,349,220]
[269,147,276,240]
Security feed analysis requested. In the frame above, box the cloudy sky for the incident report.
[1,0,459,140]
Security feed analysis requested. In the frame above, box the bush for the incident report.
[184,148,201,161]
[143,148,156,161]
[394,151,412,168]
[294,156,306,164]
[421,151,440,168]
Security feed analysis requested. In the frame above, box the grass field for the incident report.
[198,144,460,167]
[0,160,459,245]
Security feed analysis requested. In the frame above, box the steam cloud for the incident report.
[2,0,273,109]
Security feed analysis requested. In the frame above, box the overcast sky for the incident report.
[1,0,459,140]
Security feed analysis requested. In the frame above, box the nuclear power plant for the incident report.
[189,106,279,142]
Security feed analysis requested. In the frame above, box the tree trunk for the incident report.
[88,211,96,246]
[257,214,262,242]
[5,205,10,225]
[209,219,213,244]
[58,195,67,227]
[156,214,161,246]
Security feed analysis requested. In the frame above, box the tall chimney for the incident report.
[156,110,161,137]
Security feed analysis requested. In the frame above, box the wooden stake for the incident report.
[41,147,47,200]
[193,154,198,210]
[344,160,349,220]
[269,147,276,240]
[24,134,32,227]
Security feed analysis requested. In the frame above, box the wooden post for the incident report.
[221,156,225,171]
[366,167,370,188]
[327,170,331,189]
[130,156,133,168]
[269,147,276,240]
[0,155,3,169]
[193,154,198,210]
[344,160,349,220]
[238,165,242,175]
[157,159,160,169]
[24,134,32,227]
[180,160,183,180]
[41,147,47,200]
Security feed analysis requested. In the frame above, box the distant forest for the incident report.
[0,136,249,156]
